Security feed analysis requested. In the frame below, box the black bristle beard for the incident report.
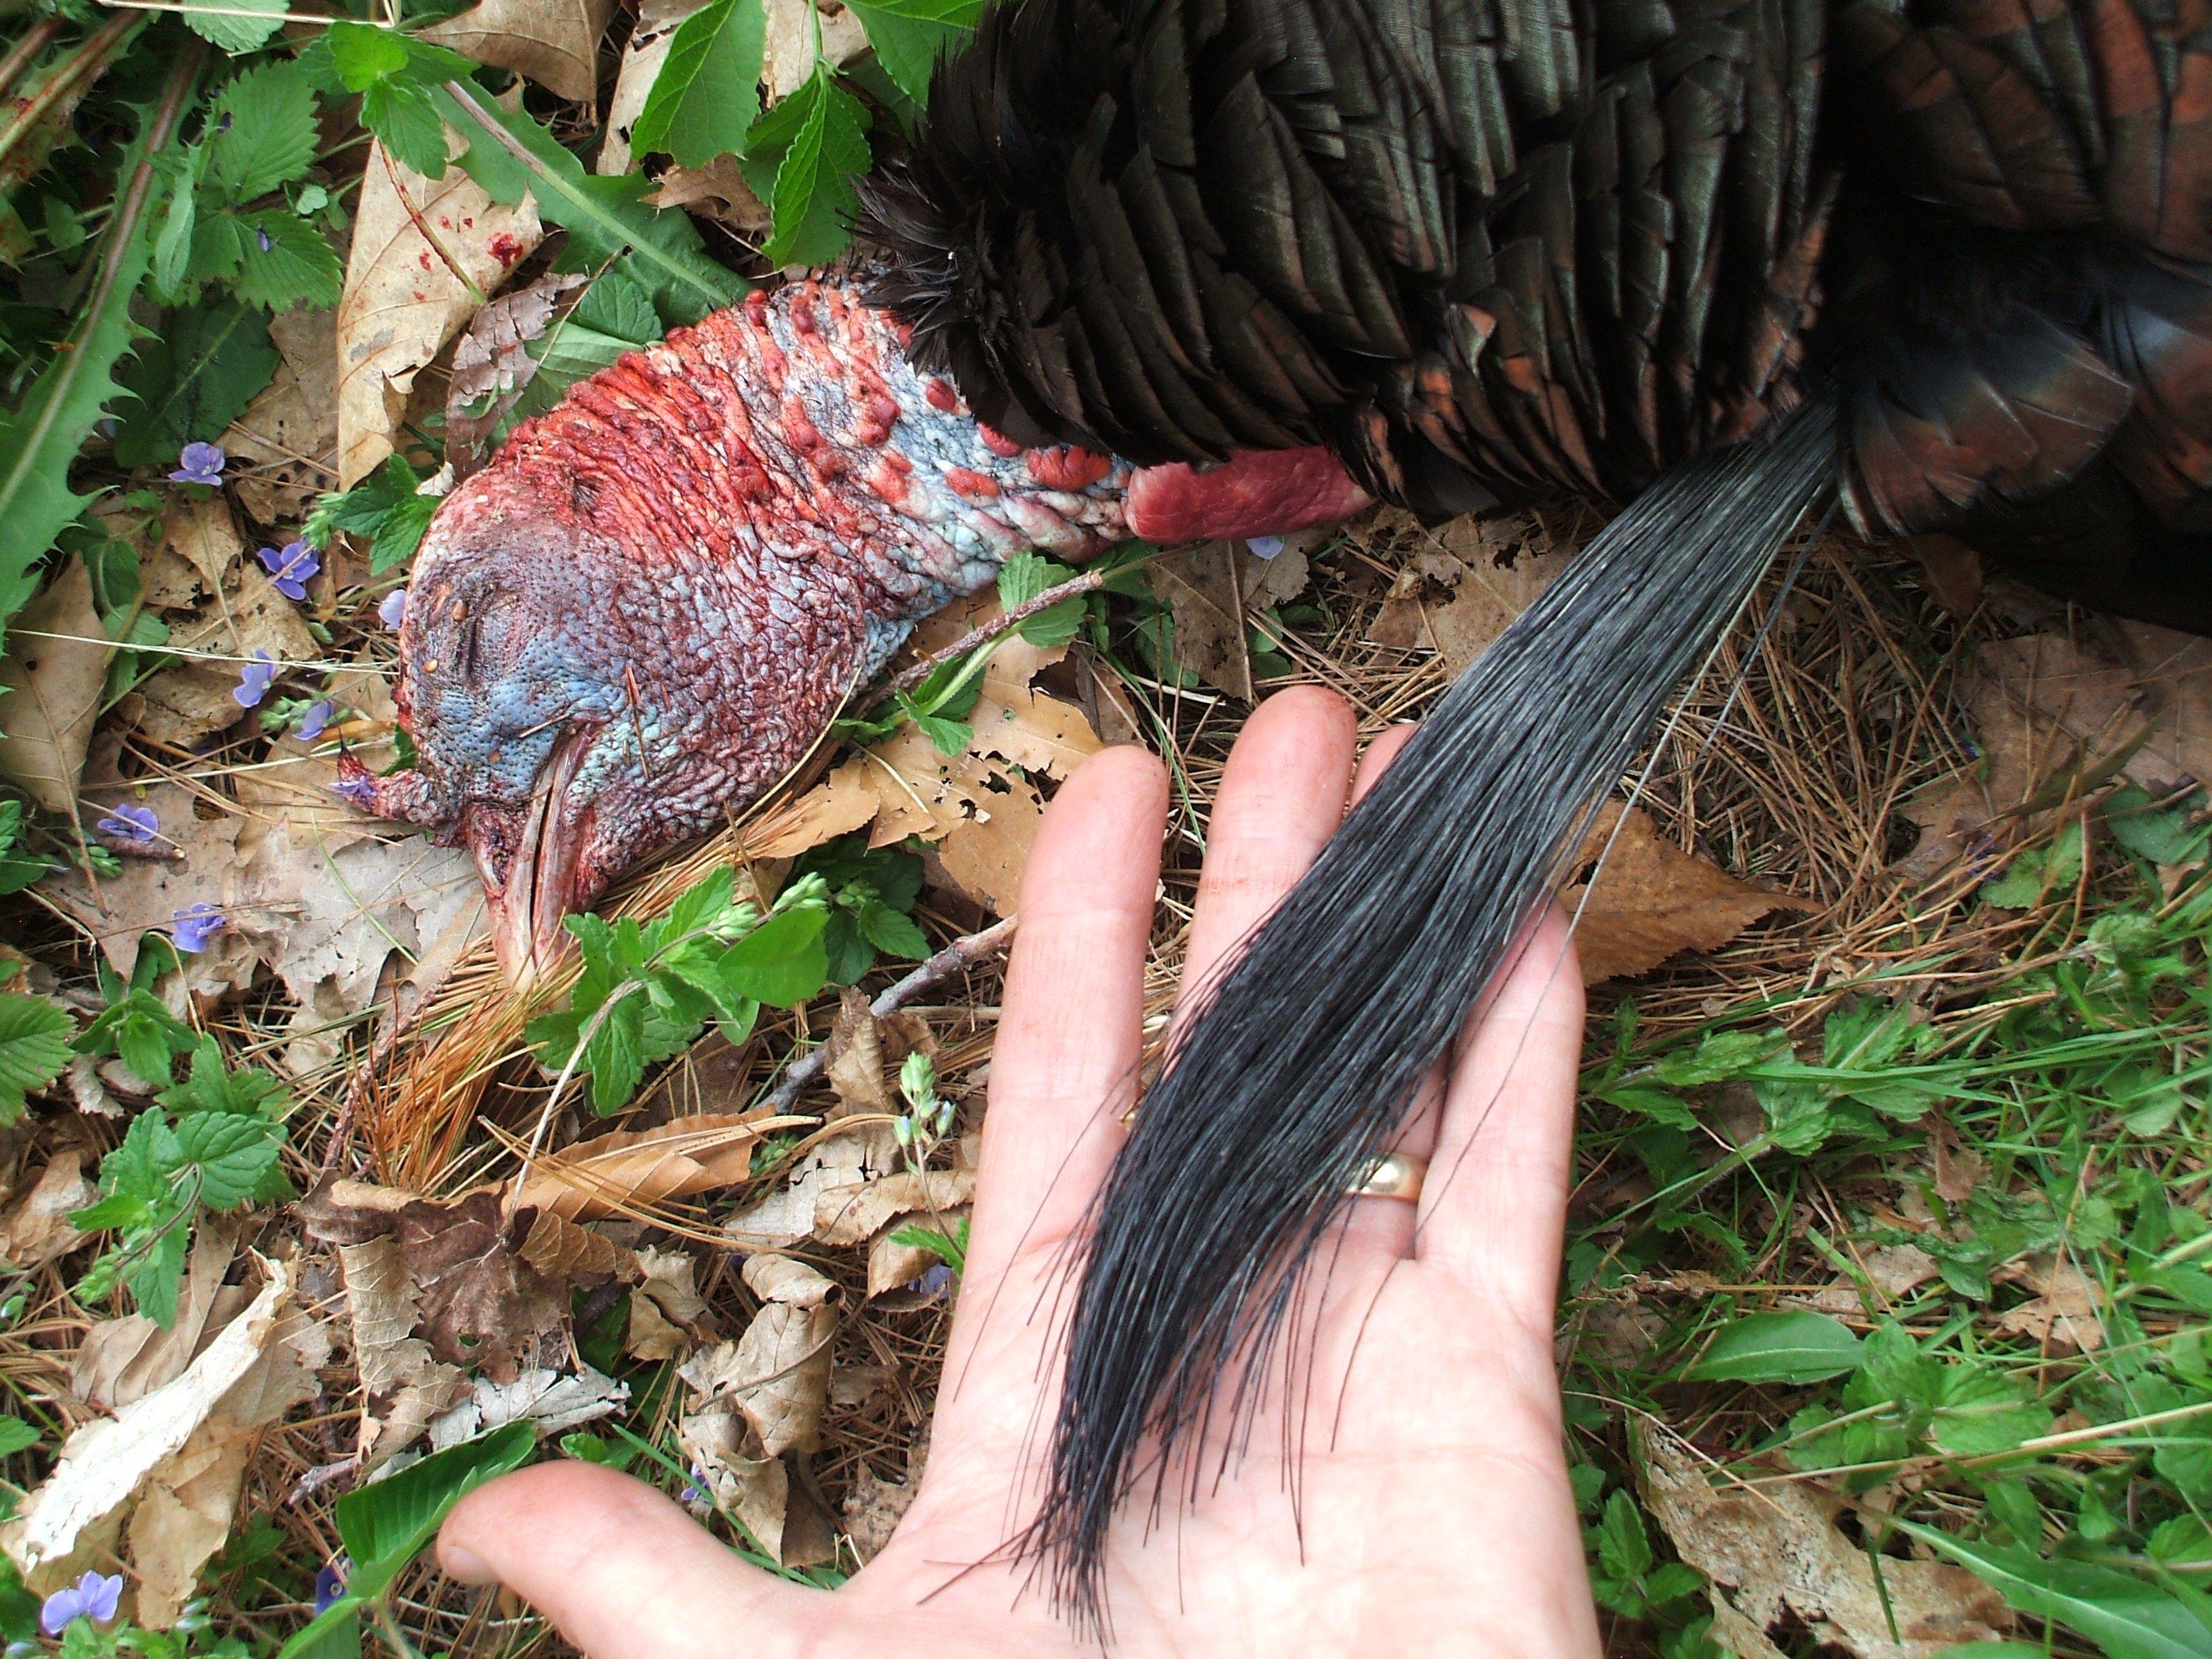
[1015,400,1841,1635]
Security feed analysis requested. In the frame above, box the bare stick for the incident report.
[765,914,1018,1111]
[869,571,1105,705]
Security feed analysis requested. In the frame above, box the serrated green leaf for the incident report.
[0,994,71,1123]
[113,297,278,468]
[231,212,344,311]
[334,1422,537,1599]
[753,69,872,267]
[125,1222,190,1328]
[361,78,452,179]
[172,1111,286,1211]
[856,900,929,962]
[75,989,197,1090]
[184,0,285,54]
[585,992,649,1115]
[718,905,830,1007]
[574,271,661,341]
[0,1416,39,1458]
[631,0,767,168]
[275,1596,362,1659]
[161,1039,291,1118]
[1930,1364,2054,1457]
[662,866,739,944]
[1682,1309,1862,1385]
[209,61,322,200]
[66,1192,152,1233]
[844,0,981,104]
[0,138,163,646]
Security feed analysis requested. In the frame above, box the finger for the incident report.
[1179,686,1358,1013]
[1416,903,1584,1335]
[439,1462,816,1659]
[963,744,1167,1289]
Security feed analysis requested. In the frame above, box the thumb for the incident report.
[438,1460,819,1658]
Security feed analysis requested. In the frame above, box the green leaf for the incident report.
[1930,1363,2054,1457]
[438,81,745,326]
[99,1108,186,1205]
[208,61,322,200]
[160,1040,291,1118]
[184,0,285,54]
[0,139,162,645]
[172,1112,287,1211]
[335,1423,537,1599]
[662,866,740,944]
[630,0,767,167]
[361,77,452,179]
[0,1415,40,1457]
[113,297,279,468]
[857,900,929,962]
[910,707,972,756]
[584,993,649,1115]
[0,995,71,1123]
[845,0,982,104]
[65,1193,152,1233]
[276,1597,363,1659]
[1683,1310,1863,1385]
[125,1220,190,1329]
[75,988,197,1089]
[574,270,661,340]
[1894,1523,2212,1659]
[230,212,344,311]
[746,68,872,267]
[718,905,830,1007]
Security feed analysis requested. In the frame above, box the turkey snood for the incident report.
[344,276,1365,976]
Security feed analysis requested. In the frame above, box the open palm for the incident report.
[440,688,1600,1656]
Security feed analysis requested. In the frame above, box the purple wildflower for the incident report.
[257,540,319,603]
[908,1263,955,1299]
[172,903,226,953]
[96,803,158,843]
[40,1570,121,1635]
[332,770,377,807]
[679,1462,709,1504]
[1245,534,1286,559]
[233,650,276,708]
[312,1556,350,1616]
[168,442,225,487]
[294,699,334,742]
[377,587,407,630]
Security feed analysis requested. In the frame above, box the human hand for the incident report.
[440,687,1600,1656]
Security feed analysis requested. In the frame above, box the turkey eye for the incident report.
[456,607,486,683]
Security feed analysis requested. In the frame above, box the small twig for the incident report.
[869,570,1105,706]
[765,915,1018,1111]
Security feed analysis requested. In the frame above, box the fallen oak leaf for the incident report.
[333,1233,466,1474]
[0,558,112,815]
[418,0,616,104]
[427,1363,628,1451]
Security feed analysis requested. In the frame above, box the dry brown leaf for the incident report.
[842,1460,919,1562]
[334,1235,465,1474]
[824,988,897,1116]
[1563,804,1809,984]
[427,1364,628,1451]
[1802,1243,1940,1316]
[680,1408,789,1560]
[127,495,316,748]
[4,1262,292,1592]
[599,0,704,174]
[742,1253,837,1308]
[127,1289,320,1627]
[1152,541,1253,698]
[763,0,868,100]
[1977,623,2212,794]
[0,558,111,813]
[1905,534,1984,617]
[0,1150,95,1270]
[445,271,587,473]
[680,1300,837,1456]
[1638,1430,2010,1657]
[813,1167,974,1247]
[419,0,615,103]
[301,1184,631,1384]
[1991,1253,2104,1354]
[867,1205,969,1299]
[337,137,544,487]
[1365,516,1570,676]
[221,305,338,526]
[516,1111,811,1221]
[645,156,771,234]
[73,1222,241,1412]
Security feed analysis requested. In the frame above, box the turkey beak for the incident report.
[477,729,593,985]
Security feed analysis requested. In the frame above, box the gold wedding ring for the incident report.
[1349,1151,1425,1202]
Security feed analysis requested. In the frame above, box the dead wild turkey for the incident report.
[354,0,2212,1626]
